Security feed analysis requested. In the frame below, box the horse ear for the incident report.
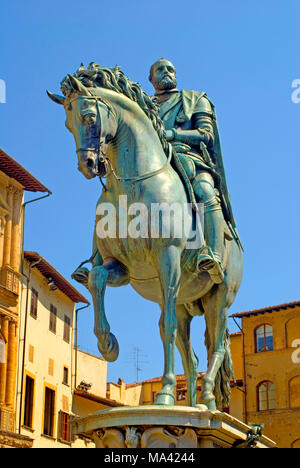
[67,74,90,96]
[46,90,65,105]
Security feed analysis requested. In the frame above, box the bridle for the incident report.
[71,94,114,182]
[70,94,172,186]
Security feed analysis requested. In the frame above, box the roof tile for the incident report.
[0,148,50,193]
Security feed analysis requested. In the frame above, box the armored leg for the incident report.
[192,172,224,284]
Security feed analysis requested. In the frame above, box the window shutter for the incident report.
[57,410,62,440]
[48,358,54,376]
[62,395,69,412]
[28,345,34,363]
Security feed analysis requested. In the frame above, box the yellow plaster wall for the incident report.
[230,333,244,381]
[76,349,107,398]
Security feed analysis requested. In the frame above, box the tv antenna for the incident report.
[126,346,148,383]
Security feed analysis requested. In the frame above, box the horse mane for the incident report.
[61,63,168,154]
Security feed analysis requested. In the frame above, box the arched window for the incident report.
[289,376,300,408]
[255,324,273,352]
[286,317,300,347]
[257,381,276,411]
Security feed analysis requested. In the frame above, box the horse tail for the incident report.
[215,328,235,410]
[205,327,234,410]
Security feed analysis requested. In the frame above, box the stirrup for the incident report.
[197,247,224,284]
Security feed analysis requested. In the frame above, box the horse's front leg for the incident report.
[175,304,199,407]
[154,245,181,406]
[88,259,129,362]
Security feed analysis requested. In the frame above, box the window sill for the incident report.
[22,425,35,433]
[58,438,72,446]
[41,433,56,441]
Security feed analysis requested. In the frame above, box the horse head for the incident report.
[47,75,118,180]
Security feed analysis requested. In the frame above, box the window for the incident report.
[58,411,71,443]
[257,381,276,411]
[23,375,34,428]
[63,367,69,385]
[63,315,71,343]
[30,288,38,319]
[49,305,57,334]
[63,366,69,385]
[43,387,55,437]
[176,384,187,401]
[255,324,273,352]
[286,317,300,347]
[289,376,300,408]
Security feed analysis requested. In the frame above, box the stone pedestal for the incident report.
[72,406,276,449]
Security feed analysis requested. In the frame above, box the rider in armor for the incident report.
[149,58,240,284]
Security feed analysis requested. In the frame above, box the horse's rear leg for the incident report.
[199,284,231,410]
[88,259,129,362]
[175,304,199,407]
[154,246,181,406]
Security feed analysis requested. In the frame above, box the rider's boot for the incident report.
[197,199,225,284]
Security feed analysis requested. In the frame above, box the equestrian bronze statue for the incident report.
[47,61,243,411]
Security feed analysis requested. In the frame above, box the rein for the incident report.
[104,143,173,183]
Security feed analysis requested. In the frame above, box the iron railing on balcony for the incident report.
[0,407,15,433]
[0,266,19,295]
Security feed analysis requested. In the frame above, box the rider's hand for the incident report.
[165,129,176,141]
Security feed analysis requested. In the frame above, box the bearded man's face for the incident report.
[150,60,177,92]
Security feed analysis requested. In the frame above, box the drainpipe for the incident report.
[22,191,52,209]
[232,317,248,425]
[74,303,90,390]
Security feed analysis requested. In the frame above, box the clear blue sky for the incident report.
[1,1,299,384]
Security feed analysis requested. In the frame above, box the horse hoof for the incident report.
[195,404,209,411]
[71,267,89,286]
[198,389,217,410]
[198,397,217,411]
[97,333,119,362]
[154,392,175,406]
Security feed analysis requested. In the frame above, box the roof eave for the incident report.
[24,251,89,304]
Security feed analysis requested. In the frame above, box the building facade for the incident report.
[231,301,300,449]
[16,252,91,448]
[0,148,50,448]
